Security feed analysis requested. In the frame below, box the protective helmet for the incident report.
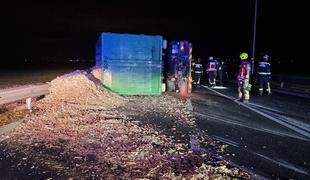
[209,56,214,61]
[263,54,269,59]
[240,53,248,60]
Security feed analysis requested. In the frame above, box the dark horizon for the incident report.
[3,1,308,72]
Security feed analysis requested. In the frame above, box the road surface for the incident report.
[190,84,310,179]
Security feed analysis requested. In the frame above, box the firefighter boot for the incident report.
[267,83,271,95]
[243,83,250,103]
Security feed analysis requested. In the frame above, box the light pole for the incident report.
[251,0,258,74]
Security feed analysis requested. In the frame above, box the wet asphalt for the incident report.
[190,84,310,179]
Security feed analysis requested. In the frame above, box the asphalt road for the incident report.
[190,84,310,179]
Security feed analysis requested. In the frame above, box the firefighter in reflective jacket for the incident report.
[237,53,251,102]
[258,54,271,95]
[193,58,203,87]
[206,56,217,87]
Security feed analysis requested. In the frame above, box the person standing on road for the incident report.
[206,56,217,87]
[193,58,203,87]
[237,53,251,103]
[217,59,228,87]
[257,54,271,95]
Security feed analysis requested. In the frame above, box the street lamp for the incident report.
[251,0,258,74]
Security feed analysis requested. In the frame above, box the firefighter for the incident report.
[257,54,271,95]
[193,58,203,87]
[206,56,217,87]
[237,53,251,103]
[217,59,227,87]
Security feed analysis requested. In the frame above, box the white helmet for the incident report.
[209,56,214,61]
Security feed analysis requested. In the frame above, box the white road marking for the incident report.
[201,85,310,139]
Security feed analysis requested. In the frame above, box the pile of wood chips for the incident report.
[0,69,250,179]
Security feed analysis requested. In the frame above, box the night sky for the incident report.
[3,1,309,71]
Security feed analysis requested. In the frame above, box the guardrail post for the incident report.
[26,98,32,112]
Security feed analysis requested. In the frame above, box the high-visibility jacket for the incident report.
[238,60,251,80]
[207,60,217,72]
[257,60,271,75]
[194,63,203,73]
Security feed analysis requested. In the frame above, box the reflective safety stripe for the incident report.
[258,62,270,65]
[258,72,271,75]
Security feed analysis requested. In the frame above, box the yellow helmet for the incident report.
[240,53,248,60]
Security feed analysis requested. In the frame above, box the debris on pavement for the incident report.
[0,69,251,179]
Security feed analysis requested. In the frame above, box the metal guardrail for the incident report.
[0,84,50,110]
